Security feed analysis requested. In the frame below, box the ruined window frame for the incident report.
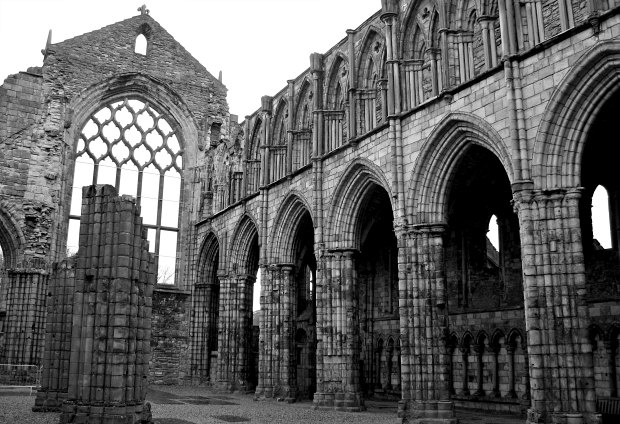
[68,96,185,286]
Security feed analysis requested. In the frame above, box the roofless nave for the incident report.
[2,1,620,423]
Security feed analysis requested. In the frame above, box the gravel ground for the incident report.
[0,386,524,424]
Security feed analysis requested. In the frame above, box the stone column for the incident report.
[236,273,255,393]
[491,344,501,398]
[34,260,75,411]
[215,274,234,391]
[1,262,49,366]
[605,340,618,397]
[428,48,442,97]
[398,225,457,424]
[313,250,364,411]
[279,264,297,401]
[478,16,498,69]
[255,265,272,398]
[52,185,155,424]
[514,188,600,424]
[381,0,407,228]
[473,344,485,396]
[461,346,470,396]
[346,30,357,142]
[506,341,517,398]
[259,97,272,188]
[189,278,217,384]
[286,80,295,178]
[216,270,257,392]
[255,264,296,401]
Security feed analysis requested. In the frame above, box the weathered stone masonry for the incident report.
[2,1,620,424]
[34,185,155,424]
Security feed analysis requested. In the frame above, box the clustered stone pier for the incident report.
[34,185,155,424]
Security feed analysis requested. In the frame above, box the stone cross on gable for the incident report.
[138,4,149,15]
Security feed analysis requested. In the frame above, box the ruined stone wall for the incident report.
[0,71,55,262]
[150,289,190,385]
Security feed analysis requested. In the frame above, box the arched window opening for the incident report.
[487,214,500,265]
[69,98,183,285]
[135,34,147,55]
[253,268,261,312]
[592,185,612,250]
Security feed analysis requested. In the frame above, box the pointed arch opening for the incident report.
[245,118,263,195]
[229,215,260,390]
[580,88,620,306]
[190,233,220,384]
[352,183,400,400]
[445,145,523,311]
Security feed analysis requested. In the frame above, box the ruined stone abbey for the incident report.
[2,0,620,422]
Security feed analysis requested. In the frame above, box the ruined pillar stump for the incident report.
[34,185,155,423]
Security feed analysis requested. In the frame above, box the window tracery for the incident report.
[68,98,183,285]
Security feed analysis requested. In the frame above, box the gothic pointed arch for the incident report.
[325,53,349,110]
[0,201,25,268]
[248,117,263,160]
[229,213,260,276]
[327,159,393,250]
[407,112,513,224]
[357,26,385,87]
[67,73,198,156]
[65,72,197,287]
[532,40,620,190]
[190,230,221,382]
[295,78,313,130]
[271,98,288,146]
[197,231,222,280]
[292,78,313,170]
[270,191,314,264]
[400,0,434,58]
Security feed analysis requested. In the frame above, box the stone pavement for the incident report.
[0,386,525,423]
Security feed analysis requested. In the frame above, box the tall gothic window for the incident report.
[68,98,183,285]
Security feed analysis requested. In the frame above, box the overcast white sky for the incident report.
[0,0,380,117]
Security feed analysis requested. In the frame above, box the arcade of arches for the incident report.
[3,1,620,423]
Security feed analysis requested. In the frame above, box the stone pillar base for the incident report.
[526,410,602,424]
[214,380,235,392]
[32,390,67,412]
[253,385,296,401]
[398,400,458,424]
[313,391,365,412]
[59,401,150,424]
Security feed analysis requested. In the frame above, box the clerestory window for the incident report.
[67,98,183,285]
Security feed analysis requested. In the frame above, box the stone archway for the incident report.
[190,232,220,384]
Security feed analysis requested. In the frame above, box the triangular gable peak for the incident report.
[48,12,224,92]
